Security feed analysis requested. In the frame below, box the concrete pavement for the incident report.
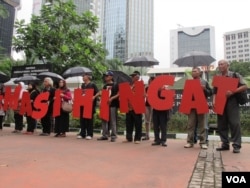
[1,127,250,188]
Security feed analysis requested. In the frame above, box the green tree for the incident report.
[13,0,106,79]
[229,61,250,77]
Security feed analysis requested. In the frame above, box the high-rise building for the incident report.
[102,0,154,63]
[224,28,250,63]
[0,0,20,56]
[170,25,216,67]
[33,0,103,40]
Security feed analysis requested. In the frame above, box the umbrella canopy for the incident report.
[37,72,64,82]
[173,51,216,67]
[14,75,40,84]
[62,66,92,78]
[103,70,132,84]
[0,71,10,83]
[124,56,159,67]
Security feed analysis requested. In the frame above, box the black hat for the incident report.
[103,70,114,76]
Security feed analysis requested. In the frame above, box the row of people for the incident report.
[1,59,247,152]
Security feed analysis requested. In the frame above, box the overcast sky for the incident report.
[17,0,250,67]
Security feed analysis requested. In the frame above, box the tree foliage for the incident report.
[13,0,106,78]
[229,61,250,77]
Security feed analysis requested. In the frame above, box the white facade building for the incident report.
[224,28,250,63]
[170,25,216,67]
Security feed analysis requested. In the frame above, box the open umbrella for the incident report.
[173,51,216,67]
[124,56,159,67]
[14,75,40,84]
[0,71,10,83]
[105,70,132,84]
[62,66,92,78]
[37,72,64,82]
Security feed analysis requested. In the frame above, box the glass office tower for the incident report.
[103,0,154,62]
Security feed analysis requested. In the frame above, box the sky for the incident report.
[16,0,250,68]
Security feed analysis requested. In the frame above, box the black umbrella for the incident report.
[173,51,216,67]
[62,66,92,78]
[124,56,159,67]
[0,71,10,83]
[14,75,40,84]
[104,70,132,84]
[37,72,64,82]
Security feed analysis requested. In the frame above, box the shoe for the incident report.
[97,136,108,141]
[54,133,60,137]
[201,144,208,149]
[142,136,150,141]
[184,143,193,148]
[12,130,21,133]
[111,137,116,142]
[59,133,66,137]
[216,147,229,151]
[134,141,140,144]
[152,142,161,146]
[77,135,83,139]
[161,142,167,147]
[39,133,49,136]
[86,136,92,140]
[233,147,240,153]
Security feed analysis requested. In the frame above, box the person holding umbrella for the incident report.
[77,72,99,140]
[40,77,55,136]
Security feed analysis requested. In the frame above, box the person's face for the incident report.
[218,61,229,73]
[82,74,89,82]
[43,79,49,87]
[131,74,139,82]
[104,75,112,82]
[28,84,33,90]
[59,80,64,87]
[192,69,200,79]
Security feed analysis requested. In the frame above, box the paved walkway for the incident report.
[1,127,250,188]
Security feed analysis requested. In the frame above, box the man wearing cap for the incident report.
[124,71,143,144]
[97,70,119,142]
[77,72,99,140]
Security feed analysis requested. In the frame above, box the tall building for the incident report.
[102,0,154,62]
[170,25,216,67]
[0,0,20,56]
[224,28,250,63]
[33,0,103,40]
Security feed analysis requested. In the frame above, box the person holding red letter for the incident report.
[123,71,144,144]
[97,71,119,142]
[214,60,247,153]
[54,79,72,137]
[24,82,40,134]
[40,77,55,136]
[184,67,212,149]
[77,72,99,140]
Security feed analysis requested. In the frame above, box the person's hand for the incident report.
[226,90,234,98]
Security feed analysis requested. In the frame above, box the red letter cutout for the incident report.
[99,89,110,121]
[147,75,175,110]
[72,88,94,119]
[119,81,145,114]
[32,92,49,119]
[212,76,238,115]
[53,89,61,117]
[3,86,21,111]
[179,79,209,114]
[19,91,32,116]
